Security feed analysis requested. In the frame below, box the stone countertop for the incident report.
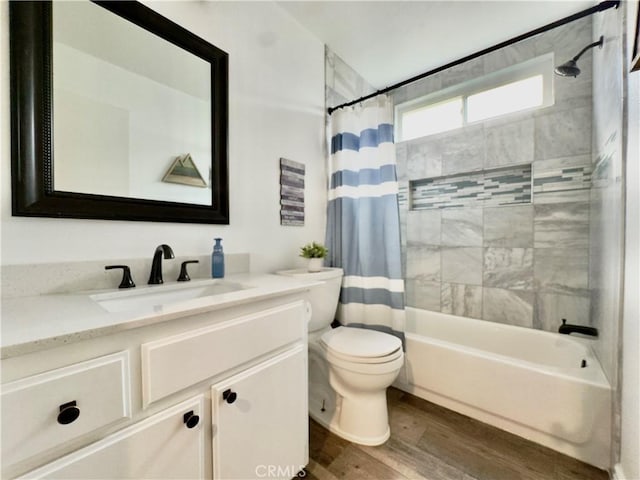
[1,273,320,359]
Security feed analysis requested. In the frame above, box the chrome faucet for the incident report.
[148,244,175,284]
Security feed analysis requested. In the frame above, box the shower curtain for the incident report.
[325,95,405,337]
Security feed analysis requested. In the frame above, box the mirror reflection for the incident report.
[52,1,212,206]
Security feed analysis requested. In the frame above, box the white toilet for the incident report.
[277,267,403,446]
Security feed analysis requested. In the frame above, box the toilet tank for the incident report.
[276,267,343,333]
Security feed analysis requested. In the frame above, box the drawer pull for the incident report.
[222,389,237,404]
[183,410,200,429]
[57,401,80,425]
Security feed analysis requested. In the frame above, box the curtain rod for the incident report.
[327,0,620,115]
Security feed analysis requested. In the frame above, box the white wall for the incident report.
[0,1,327,273]
[618,3,640,479]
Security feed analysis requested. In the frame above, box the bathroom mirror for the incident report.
[10,1,229,224]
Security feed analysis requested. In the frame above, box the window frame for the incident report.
[395,53,554,142]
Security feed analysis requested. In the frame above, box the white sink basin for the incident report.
[91,280,251,313]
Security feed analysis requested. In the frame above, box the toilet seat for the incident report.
[321,327,403,367]
[321,326,401,357]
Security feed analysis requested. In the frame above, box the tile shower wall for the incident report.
[590,6,625,464]
[325,46,375,111]
[394,17,595,333]
[589,6,624,384]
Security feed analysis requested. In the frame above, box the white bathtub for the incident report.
[394,307,612,469]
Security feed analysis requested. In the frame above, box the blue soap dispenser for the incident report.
[212,238,225,278]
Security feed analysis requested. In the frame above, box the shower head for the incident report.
[554,36,604,77]
[554,59,581,77]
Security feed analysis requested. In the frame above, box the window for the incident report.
[400,97,462,139]
[396,54,554,142]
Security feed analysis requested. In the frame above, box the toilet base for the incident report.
[309,400,391,446]
[308,345,392,446]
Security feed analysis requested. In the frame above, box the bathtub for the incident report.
[394,307,612,469]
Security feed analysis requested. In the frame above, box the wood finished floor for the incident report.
[305,388,609,480]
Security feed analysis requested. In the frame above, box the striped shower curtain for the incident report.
[325,95,405,337]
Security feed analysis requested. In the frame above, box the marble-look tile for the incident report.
[400,246,407,279]
[534,17,592,69]
[589,6,625,384]
[533,154,591,172]
[407,210,441,246]
[441,247,482,285]
[553,75,593,105]
[534,293,590,332]
[406,138,443,179]
[441,57,484,88]
[483,205,533,247]
[593,34,623,152]
[395,143,408,181]
[405,245,441,282]
[399,216,408,251]
[405,278,441,311]
[392,75,442,105]
[589,284,618,381]
[441,208,483,246]
[441,283,483,319]
[327,48,375,102]
[483,248,533,290]
[325,46,336,86]
[482,288,534,327]
[541,93,592,118]
[441,126,485,175]
[326,88,348,111]
[534,248,589,295]
[534,202,589,248]
[533,189,590,205]
[534,106,592,160]
[482,41,537,74]
[484,119,534,168]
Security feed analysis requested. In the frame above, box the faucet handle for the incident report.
[105,265,136,289]
[177,260,199,282]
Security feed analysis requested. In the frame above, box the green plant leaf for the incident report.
[299,241,329,258]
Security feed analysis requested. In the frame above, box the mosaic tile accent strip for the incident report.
[280,158,305,226]
[398,184,409,208]
[533,164,592,194]
[411,165,532,210]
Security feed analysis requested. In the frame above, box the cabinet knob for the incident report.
[183,410,200,429]
[222,389,237,404]
[57,401,80,425]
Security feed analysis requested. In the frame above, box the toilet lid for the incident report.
[320,327,402,359]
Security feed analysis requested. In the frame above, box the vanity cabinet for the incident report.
[211,346,307,480]
[141,302,305,407]
[1,298,309,480]
[18,396,206,479]
[1,351,131,467]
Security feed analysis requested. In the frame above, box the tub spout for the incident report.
[558,319,598,337]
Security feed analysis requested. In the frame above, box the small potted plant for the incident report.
[299,241,329,272]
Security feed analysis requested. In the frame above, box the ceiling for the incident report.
[278,0,598,90]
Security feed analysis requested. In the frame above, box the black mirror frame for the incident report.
[9,1,229,224]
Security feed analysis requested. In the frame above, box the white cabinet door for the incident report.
[21,396,205,479]
[211,345,308,480]
[142,301,306,406]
